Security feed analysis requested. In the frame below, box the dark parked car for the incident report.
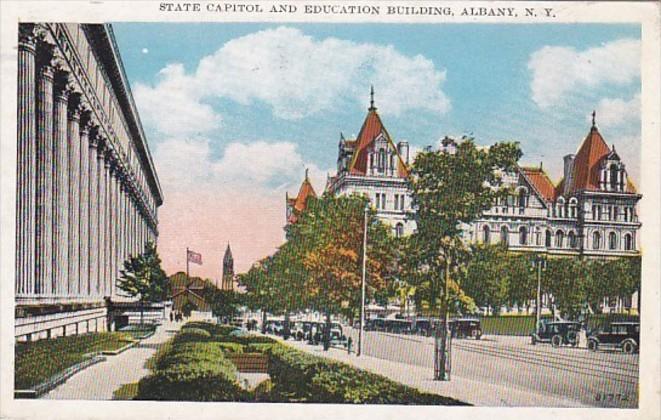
[531,321,581,347]
[449,318,482,339]
[587,322,639,354]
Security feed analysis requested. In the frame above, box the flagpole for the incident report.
[186,247,190,284]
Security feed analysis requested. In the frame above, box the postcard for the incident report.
[1,1,659,419]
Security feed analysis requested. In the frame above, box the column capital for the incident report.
[53,70,74,103]
[67,92,83,121]
[18,23,38,53]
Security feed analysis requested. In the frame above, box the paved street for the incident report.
[285,328,638,407]
[42,321,182,400]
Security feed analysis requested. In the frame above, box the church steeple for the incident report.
[222,242,234,291]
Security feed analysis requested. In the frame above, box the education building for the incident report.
[15,23,163,340]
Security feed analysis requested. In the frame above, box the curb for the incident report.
[14,355,107,399]
[101,340,138,356]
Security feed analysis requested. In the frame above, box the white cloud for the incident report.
[528,38,640,109]
[591,93,640,129]
[135,26,450,134]
[153,137,328,195]
[141,48,149,54]
[133,64,221,138]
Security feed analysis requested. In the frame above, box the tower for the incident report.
[222,243,234,291]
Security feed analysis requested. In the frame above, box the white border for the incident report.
[1,1,659,419]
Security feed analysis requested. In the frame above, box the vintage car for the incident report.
[587,321,640,354]
[264,319,284,336]
[449,318,482,339]
[531,321,581,347]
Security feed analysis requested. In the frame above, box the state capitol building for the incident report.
[289,89,642,260]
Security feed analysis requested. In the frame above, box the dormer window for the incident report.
[609,164,619,191]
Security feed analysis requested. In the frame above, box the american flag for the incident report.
[187,250,202,265]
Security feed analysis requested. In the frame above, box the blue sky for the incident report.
[111,23,641,275]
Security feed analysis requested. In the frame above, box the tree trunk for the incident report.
[140,302,145,328]
[261,309,267,334]
[284,311,291,340]
[323,310,331,351]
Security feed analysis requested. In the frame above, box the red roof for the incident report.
[287,174,317,224]
[568,126,611,193]
[519,167,556,202]
[348,109,409,177]
[293,177,316,212]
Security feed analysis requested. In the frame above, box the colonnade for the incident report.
[16,24,157,302]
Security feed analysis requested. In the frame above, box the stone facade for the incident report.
[326,89,414,238]
[15,23,163,340]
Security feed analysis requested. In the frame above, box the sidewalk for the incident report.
[42,321,183,400]
[284,339,588,407]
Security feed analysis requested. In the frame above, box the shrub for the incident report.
[15,332,132,389]
[137,339,244,401]
[138,361,243,401]
[266,343,467,405]
[173,328,211,344]
[217,342,244,353]
[244,342,275,353]
[182,322,238,338]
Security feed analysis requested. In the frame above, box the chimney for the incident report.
[397,141,410,164]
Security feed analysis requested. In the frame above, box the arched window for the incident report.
[483,225,491,244]
[536,227,542,245]
[593,231,601,250]
[519,226,527,245]
[518,189,528,208]
[500,226,509,246]
[608,232,617,250]
[395,223,404,238]
[545,230,552,247]
[624,233,633,251]
[555,230,564,248]
[379,149,386,170]
[568,231,577,248]
[610,164,619,190]
[556,197,565,218]
[569,198,578,218]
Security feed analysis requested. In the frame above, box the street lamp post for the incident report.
[358,204,368,357]
[534,253,547,329]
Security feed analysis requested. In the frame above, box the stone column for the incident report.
[78,113,91,297]
[67,93,82,296]
[52,69,71,297]
[104,151,112,296]
[96,140,106,297]
[35,42,55,297]
[88,128,100,297]
[17,24,38,297]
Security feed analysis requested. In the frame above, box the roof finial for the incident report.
[369,85,376,111]
[591,110,596,129]
[305,167,309,180]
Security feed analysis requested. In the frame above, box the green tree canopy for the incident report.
[117,241,169,325]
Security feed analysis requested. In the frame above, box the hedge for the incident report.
[216,342,244,353]
[137,340,243,401]
[266,343,467,405]
[15,332,132,389]
[173,328,211,344]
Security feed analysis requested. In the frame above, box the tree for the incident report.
[460,244,510,315]
[117,241,169,326]
[545,258,587,320]
[203,285,241,322]
[406,137,521,379]
[286,193,397,349]
[238,257,278,333]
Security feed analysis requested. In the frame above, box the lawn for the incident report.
[15,332,133,389]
